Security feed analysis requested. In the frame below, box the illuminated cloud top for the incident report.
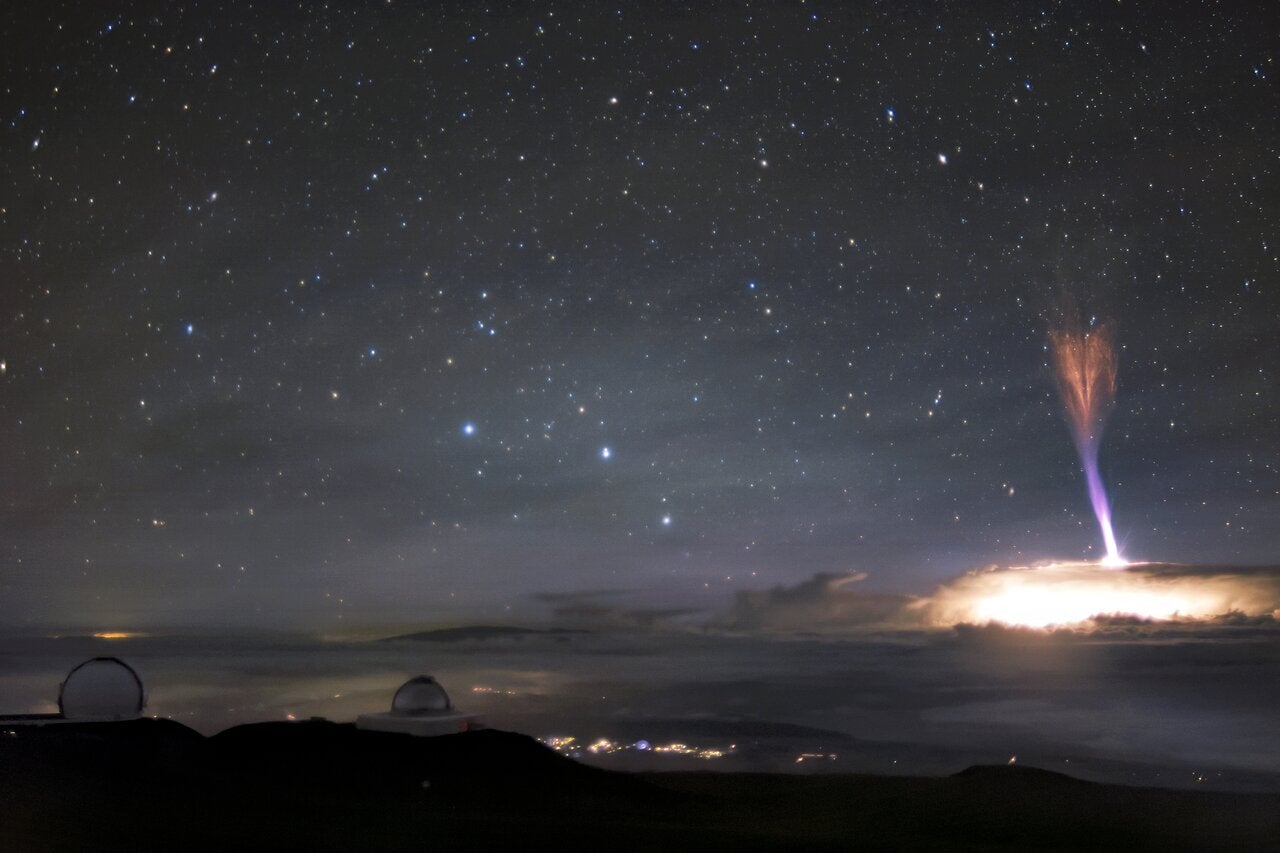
[920,562,1280,630]
[719,564,1280,635]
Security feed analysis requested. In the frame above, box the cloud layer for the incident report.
[715,563,1280,634]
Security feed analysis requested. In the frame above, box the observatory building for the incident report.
[0,657,146,725]
[355,675,483,737]
[59,657,146,720]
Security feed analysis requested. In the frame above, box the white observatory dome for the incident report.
[357,674,481,736]
[391,676,452,715]
[58,657,145,721]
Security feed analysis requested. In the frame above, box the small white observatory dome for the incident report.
[391,676,453,715]
[58,657,146,721]
[356,674,481,737]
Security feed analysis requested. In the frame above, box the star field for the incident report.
[2,3,1277,627]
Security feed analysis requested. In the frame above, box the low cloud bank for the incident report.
[534,590,702,630]
[715,563,1280,634]
[717,572,919,633]
[921,562,1280,629]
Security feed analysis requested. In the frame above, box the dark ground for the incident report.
[2,719,1276,851]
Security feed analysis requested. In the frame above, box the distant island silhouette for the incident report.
[379,625,590,643]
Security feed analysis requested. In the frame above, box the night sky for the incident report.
[3,3,1277,629]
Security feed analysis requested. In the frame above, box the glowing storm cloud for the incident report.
[1050,322,1122,565]
[923,562,1280,629]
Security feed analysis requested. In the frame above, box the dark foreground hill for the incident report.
[2,719,1276,851]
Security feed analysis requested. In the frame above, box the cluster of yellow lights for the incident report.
[542,736,576,751]
[542,735,734,761]
[469,685,517,696]
[92,631,147,640]
[648,742,734,760]
[587,738,618,755]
